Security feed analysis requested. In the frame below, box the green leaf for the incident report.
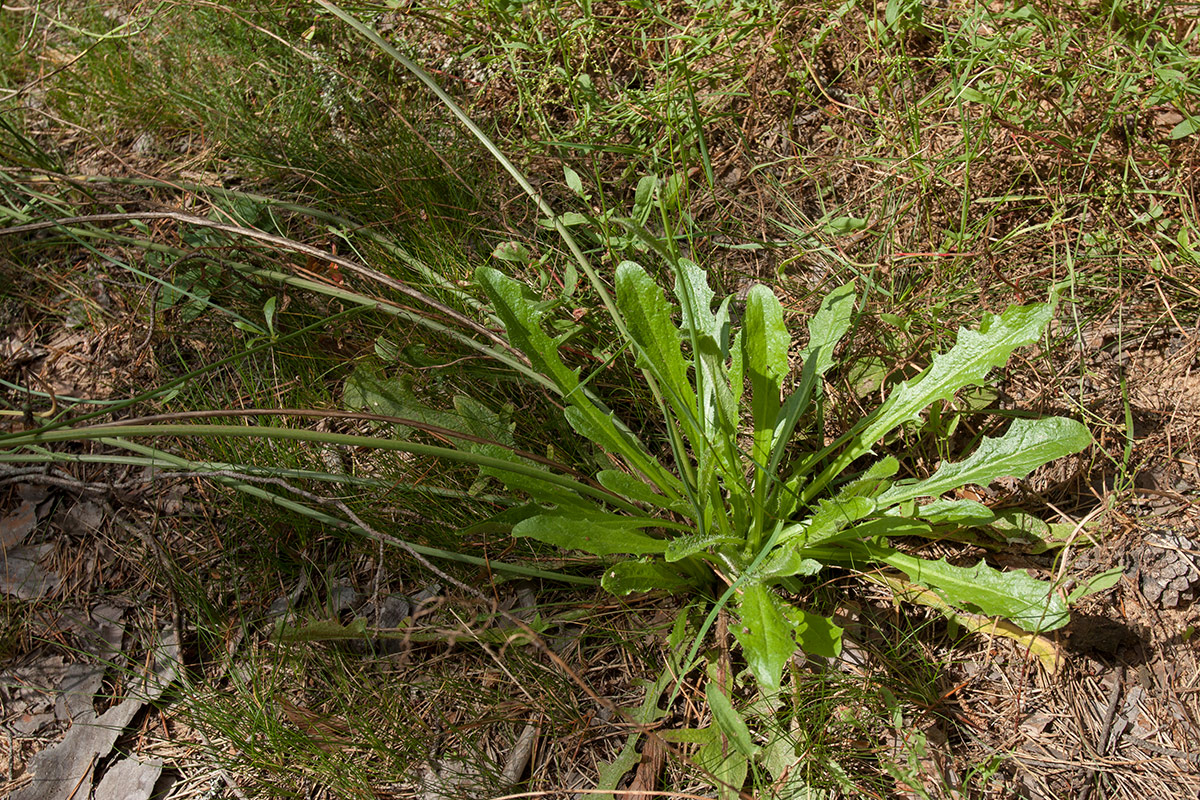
[596,470,672,509]
[757,547,823,581]
[563,406,683,498]
[864,544,1070,631]
[695,732,750,800]
[732,584,797,693]
[772,281,856,469]
[601,560,698,595]
[1170,114,1199,140]
[1068,567,1124,603]
[706,681,757,758]
[985,508,1061,552]
[632,174,657,225]
[674,259,740,485]
[779,496,875,546]
[616,262,697,420]
[276,617,368,643]
[798,281,857,381]
[514,512,668,556]
[478,267,580,392]
[743,285,789,471]
[917,498,996,525]
[664,530,742,562]
[492,240,531,263]
[478,267,682,497]
[782,606,842,660]
[595,737,643,800]
[878,417,1091,506]
[854,296,1058,457]
[564,165,585,196]
[833,457,899,501]
[824,216,868,235]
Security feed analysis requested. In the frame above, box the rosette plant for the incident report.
[450,258,1090,693]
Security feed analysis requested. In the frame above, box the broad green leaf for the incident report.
[563,165,584,196]
[563,406,683,498]
[1170,114,1199,140]
[852,296,1057,458]
[616,262,698,423]
[632,174,657,225]
[674,260,719,340]
[863,544,1070,631]
[761,733,829,799]
[844,516,931,541]
[728,328,744,405]
[834,456,899,500]
[743,285,789,471]
[986,508,1065,553]
[478,266,581,392]
[674,261,735,429]
[732,584,798,692]
[595,737,643,800]
[674,260,741,497]
[515,513,668,556]
[601,559,699,595]
[458,504,541,536]
[344,366,455,434]
[770,282,856,475]
[661,728,719,745]
[798,281,857,379]
[276,617,368,642]
[706,681,757,758]
[664,530,742,562]
[492,240,531,263]
[878,417,1090,506]
[478,268,681,495]
[782,606,842,659]
[824,216,868,235]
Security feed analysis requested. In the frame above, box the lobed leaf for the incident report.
[615,262,697,418]
[853,296,1057,457]
[732,584,799,693]
[596,469,673,510]
[878,417,1091,506]
[916,498,997,525]
[863,544,1070,631]
[756,547,823,582]
[664,530,742,562]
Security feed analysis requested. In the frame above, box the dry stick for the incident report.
[1077,665,1124,800]
[0,211,523,361]
[175,469,754,800]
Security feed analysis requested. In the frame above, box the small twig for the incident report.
[500,722,540,787]
[1078,665,1123,800]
